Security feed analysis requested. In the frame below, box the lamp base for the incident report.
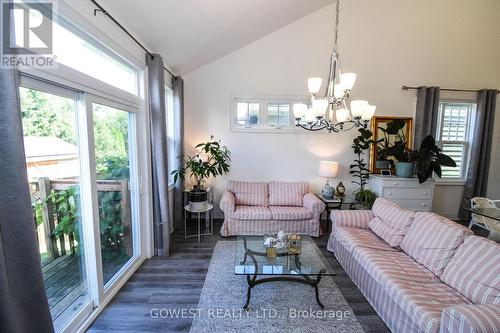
[321,181,335,199]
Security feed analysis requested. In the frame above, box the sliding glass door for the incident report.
[20,86,92,332]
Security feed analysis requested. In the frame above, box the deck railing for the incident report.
[33,177,131,262]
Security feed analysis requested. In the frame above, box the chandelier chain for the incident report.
[334,0,340,51]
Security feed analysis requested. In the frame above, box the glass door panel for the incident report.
[19,87,91,332]
[92,103,136,285]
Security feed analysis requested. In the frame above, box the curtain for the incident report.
[0,68,54,332]
[414,86,440,148]
[459,89,498,219]
[147,54,170,257]
[172,77,184,229]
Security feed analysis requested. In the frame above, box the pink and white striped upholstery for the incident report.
[369,198,415,247]
[440,304,500,333]
[303,193,326,215]
[219,191,235,215]
[331,209,374,230]
[227,181,269,206]
[328,226,399,253]
[268,181,308,207]
[233,206,272,220]
[400,212,473,277]
[353,246,439,286]
[269,206,312,220]
[441,236,500,305]
[220,217,322,237]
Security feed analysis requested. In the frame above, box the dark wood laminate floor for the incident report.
[87,220,390,333]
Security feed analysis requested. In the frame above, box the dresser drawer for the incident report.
[380,179,407,188]
[383,187,433,199]
[389,199,433,211]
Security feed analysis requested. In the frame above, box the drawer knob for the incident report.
[393,182,399,185]
[421,203,427,207]
[388,192,393,195]
[423,192,428,196]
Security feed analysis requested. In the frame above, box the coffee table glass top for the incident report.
[234,235,334,276]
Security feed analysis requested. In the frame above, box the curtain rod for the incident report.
[402,85,499,94]
[90,0,175,78]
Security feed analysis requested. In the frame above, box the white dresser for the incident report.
[369,175,435,211]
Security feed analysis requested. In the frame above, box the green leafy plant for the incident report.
[355,188,377,209]
[172,136,231,190]
[376,120,406,164]
[414,135,457,183]
[350,128,374,192]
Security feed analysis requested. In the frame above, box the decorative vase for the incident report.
[395,162,415,178]
[189,189,208,211]
[375,160,391,169]
[321,181,335,199]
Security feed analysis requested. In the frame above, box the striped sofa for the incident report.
[219,181,325,237]
[328,198,500,333]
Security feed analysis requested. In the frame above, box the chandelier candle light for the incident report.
[293,0,375,133]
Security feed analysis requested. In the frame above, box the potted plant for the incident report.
[375,120,405,169]
[172,136,231,210]
[355,188,377,209]
[350,128,377,207]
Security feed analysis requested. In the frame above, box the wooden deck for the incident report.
[88,219,391,333]
[42,254,87,323]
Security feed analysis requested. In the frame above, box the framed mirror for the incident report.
[369,116,413,174]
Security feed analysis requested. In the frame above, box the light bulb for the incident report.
[312,98,328,118]
[351,100,368,118]
[293,103,307,119]
[362,104,376,121]
[304,107,316,122]
[340,73,356,90]
[308,77,322,95]
[336,108,349,122]
[334,83,343,98]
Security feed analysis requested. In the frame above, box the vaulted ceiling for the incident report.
[99,0,335,75]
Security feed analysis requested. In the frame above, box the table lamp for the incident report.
[318,161,339,199]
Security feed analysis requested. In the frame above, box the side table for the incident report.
[184,204,214,243]
[314,194,357,234]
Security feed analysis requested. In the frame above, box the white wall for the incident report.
[183,0,500,218]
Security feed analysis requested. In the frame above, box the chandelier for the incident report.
[293,0,375,133]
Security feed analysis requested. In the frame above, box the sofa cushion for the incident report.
[228,181,269,207]
[233,206,272,220]
[353,247,439,287]
[334,226,400,253]
[369,198,415,247]
[400,212,473,277]
[441,235,500,305]
[269,206,313,221]
[385,280,471,333]
[269,181,308,207]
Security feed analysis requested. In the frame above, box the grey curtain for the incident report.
[459,89,498,218]
[414,86,440,148]
[147,54,171,257]
[0,68,54,332]
[172,77,184,229]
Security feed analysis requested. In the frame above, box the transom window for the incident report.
[231,96,309,132]
[436,102,476,180]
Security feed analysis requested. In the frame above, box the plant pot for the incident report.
[395,162,415,178]
[189,190,208,211]
[375,160,391,169]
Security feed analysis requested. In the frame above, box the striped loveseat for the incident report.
[219,181,325,237]
[328,198,500,333]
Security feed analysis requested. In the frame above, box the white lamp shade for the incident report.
[351,100,368,118]
[308,77,322,94]
[334,83,343,98]
[318,161,339,178]
[362,104,376,120]
[312,98,328,118]
[336,108,349,122]
[293,103,307,119]
[340,73,356,90]
[304,107,316,122]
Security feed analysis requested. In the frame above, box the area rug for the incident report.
[189,241,364,333]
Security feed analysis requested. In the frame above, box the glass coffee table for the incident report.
[234,235,335,309]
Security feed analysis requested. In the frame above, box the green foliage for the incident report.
[20,88,76,144]
[355,189,377,209]
[414,135,457,183]
[172,136,231,189]
[50,186,79,240]
[350,128,373,192]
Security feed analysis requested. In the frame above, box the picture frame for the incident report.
[369,116,413,174]
[380,169,392,176]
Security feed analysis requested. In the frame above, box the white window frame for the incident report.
[165,86,176,189]
[435,100,476,185]
[230,94,311,133]
[17,4,153,332]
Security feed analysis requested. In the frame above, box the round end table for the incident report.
[184,204,214,243]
